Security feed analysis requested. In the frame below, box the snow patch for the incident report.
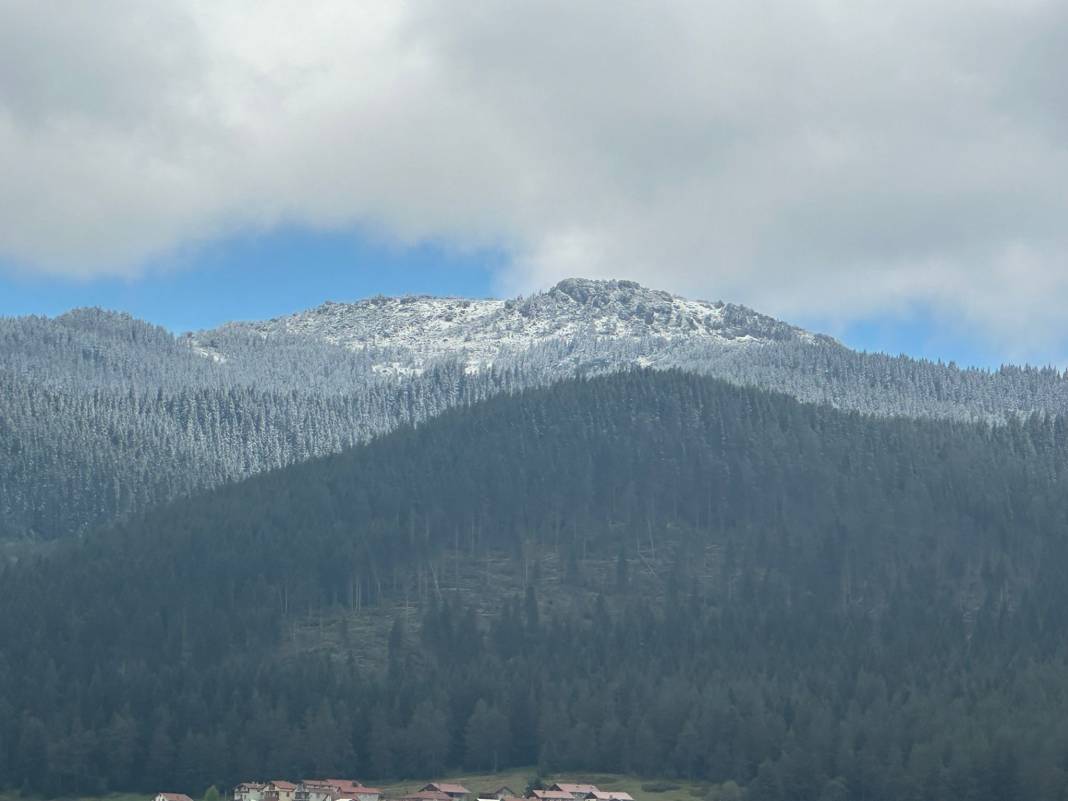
[191,278,817,374]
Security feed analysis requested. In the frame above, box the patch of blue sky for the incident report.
[0,226,503,333]
[2,226,1063,369]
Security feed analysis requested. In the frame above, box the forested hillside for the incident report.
[3,371,1068,800]
[5,281,1068,542]
[0,308,516,540]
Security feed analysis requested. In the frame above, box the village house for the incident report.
[328,781,366,796]
[264,781,299,801]
[477,788,518,801]
[420,785,470,801]
[267,779,381,801]
[156,794,194,801]
[343,790,383,801]
[590,793,633,801]
[296,781,371,801]
[325,780,382,801]
[550,786,599,799]
[296,783,330,801]
[530,791,576,801]
[299,781,353,801]
[235,784,266,801]
[401,792,452,801]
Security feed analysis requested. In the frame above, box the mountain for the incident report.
[4,371,1068,799]
[4,278,1068,541]
[190,278,818,374]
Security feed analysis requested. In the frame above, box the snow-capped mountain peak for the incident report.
[191,278,819,374]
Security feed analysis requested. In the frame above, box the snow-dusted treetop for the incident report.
[193,278,824,373]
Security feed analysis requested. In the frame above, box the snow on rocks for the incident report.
[189,278,814,374]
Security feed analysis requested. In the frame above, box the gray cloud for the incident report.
[1,1,1066,352]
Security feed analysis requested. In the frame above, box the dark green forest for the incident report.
[4,371,1068,800]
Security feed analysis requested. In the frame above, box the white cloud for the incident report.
[1,0,1067,351]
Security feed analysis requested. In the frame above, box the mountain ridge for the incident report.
[5,276,1068,542]
[188,278,830,375]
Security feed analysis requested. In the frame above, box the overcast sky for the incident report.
[1,1,1066,363]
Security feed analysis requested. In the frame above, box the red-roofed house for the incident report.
[235,785,266,801]
[530,792,576,801]
[298,780,381,801]
[296,782,333,801]
[402,792,452,801]
[421,785,470,801]
[324,781,364,796]
[330,781,382,801]
[265,781,298,801]
[551,787,600,799]
[590,794,633,801]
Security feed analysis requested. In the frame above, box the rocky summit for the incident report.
[190,278,819,374]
